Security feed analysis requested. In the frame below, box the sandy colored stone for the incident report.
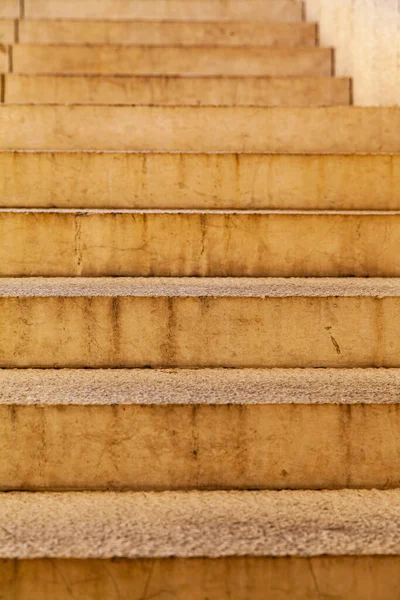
[3,209,400,277]
[2,106,400,152]
[24,0,303,22]
[2,490,400,557]
[11,45,332,77]
[0,556,399,600]
[0,20,14,43]
[0,0,19,18]
[4,74,350,106]
[0,44,9,72]
[0,152,397,210]
[1,278,400,368]
[18,20,316,46]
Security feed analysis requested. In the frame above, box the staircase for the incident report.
[1,0,400,598]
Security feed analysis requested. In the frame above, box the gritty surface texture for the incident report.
[2,277,400,297]
[1,368,400,405]
[1,490,400,558]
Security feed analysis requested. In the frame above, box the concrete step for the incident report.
[18,19,316,46]
[1,277,400,368]
[1,368,400,491]
[3,74,351,106]
[0,20,14,43]
[9,45,332,76]
[1,151,397,210]
[0,0,19,18]
[0,490,400,599]
[3,209,400,277]
[1,106,400,152]
[23,0,304,22]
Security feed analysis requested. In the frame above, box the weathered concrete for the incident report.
[1,106,400,152]
[2,368,400,405]
[0,556,399,600]
[0,20,14,44]
[23,0,304,22]
[1,278,400,368]
[18,20,316,46]
[3,209,400,277]
[0,399,400,489]
[2,490,400,557]
[3,74,351,106]
[0,152,397,210]
[0,0,19,18]
[11,45,332,76]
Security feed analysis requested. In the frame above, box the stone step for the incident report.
[9,45,332,76]
[3,209,400,277]
[1,106,399,152]
[3,74,350,106]
[1,277,400,368]
[0,490,400,599]
[1,151,397,210]
[23,0,304,22]
[0,368,400,491]
[17,19,316,46]
[0,0,19,18]
[0,19,14,43]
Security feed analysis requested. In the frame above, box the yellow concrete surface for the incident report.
[0,20,14,44]
[2,210,400,277]
[18,20,316,46]
[3,74,350,106]
[0,0,19,18]
[2,106,400,152]
[1,403,400,490]
[1,281,400,368]
[0,556,400,599]
[0,45,9,72]
[1,152,397,210]
[11,45,332,76]
[24,0,304,22]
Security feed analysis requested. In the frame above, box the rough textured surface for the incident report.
[4,74,350,107]
[1,368,400,405]
[2,277,400,298]
[0,152,397,210]
[2,106,400,152]
[1,490,400,558]
[23,0,303,22]
[18,20,317,46]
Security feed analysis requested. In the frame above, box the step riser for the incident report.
[9,46,331,77]
[1,404,399,490]
[1,107,400,152]
[3,75,350,107]
[18,21,316,46]
[1,295,399,368]
[23,0,304,22]
[3,212,400,277]
[1,153,397,210]
[0,556,399,600]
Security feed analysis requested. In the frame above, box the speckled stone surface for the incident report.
[1,490,400,558]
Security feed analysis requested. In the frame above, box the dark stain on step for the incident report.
[325,326,341,355]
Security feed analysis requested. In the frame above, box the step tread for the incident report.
[1,368,400,405]
[2,208,400,215]
[1,277,400,298]
[0,490,399,558]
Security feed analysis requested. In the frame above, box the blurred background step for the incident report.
[0,490,400,599]
[17,19,317,46]
[1,151,397,210]
[2,209,400,277]
[9,45,332,76]
[0,0,19,19]
[1,106,399,152]
[1,277,400,368]
[0,19,14,43]
[23,0,304,22]
[1,368,400,490]
[2,74,350,106]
